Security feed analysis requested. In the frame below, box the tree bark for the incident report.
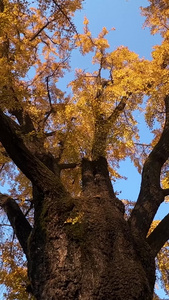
[1,1,169,298]
[27,182,155,300]
[1,103,169,299]
[0,193,32,258]
[129,95,169,241]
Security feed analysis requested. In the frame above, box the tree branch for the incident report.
[147,213,169,257]
[0,110,66,194]
[45,131,56,137]
[59,163,78,170]
[163,188,169,196]
[51,0,79,36]
[129,95,169,239]
[10,107,35,134]
[0,193,32,257]
[82,156,117,200]
[30,19,52,42]
[8,87,35,133]
[107,96,127,123]
[91,96,127,159]
[0,0,4,12]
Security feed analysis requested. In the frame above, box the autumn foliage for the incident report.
[0,0,169,299]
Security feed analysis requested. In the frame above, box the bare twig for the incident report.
[52,0,79,36]
[30,19,54,42]
[46,76,52,107]
[0,163,5,173]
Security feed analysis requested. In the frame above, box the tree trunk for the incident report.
[28,191,155,300]
[27,159,155,300]
[0,110,157,299]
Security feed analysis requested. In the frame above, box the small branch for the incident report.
[52,0,79,36]
[163,188,169,196]
[59,163,78,170]
[147,213,169,257]
[46,76,52,107]
[30,19,53,42]
[0,193,32,258]
[109,66,114,84]
[45,131,56,137]
[134,142,151,147]
[107,96,128,123]
[0,163,5,173]
[42,76,54,124]
[97,52,104,79]
[30,1,79,42]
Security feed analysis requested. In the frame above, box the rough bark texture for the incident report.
[1,0,169,298]
[129,95,169,238]
[0,194,32,257]
[26,157,155,300]
[1,95,169,299]
[27,188,155,300]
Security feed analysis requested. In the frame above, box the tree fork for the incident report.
[0,110,66,194]
[129,95,169,239]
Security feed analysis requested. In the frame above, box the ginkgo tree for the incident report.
[0,0,169,299]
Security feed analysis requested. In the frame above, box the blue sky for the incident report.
[0,0,168,299]
[72,1,167,299]
[75,0,161,58]
[72,0,163,213]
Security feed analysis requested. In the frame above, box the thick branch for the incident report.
[107,96,127,123]
[0,110,66,194]
[59,163,78,170]
[0,0,4,12]
[82,156,116,199]
[0,193,32,257]
[81,156,125,212]
[8,88,35,133]
[163,188,169,196]
[129,95,169,238]
[147,213,169,257]
[10,108,35,133]
[10,108,35,134]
